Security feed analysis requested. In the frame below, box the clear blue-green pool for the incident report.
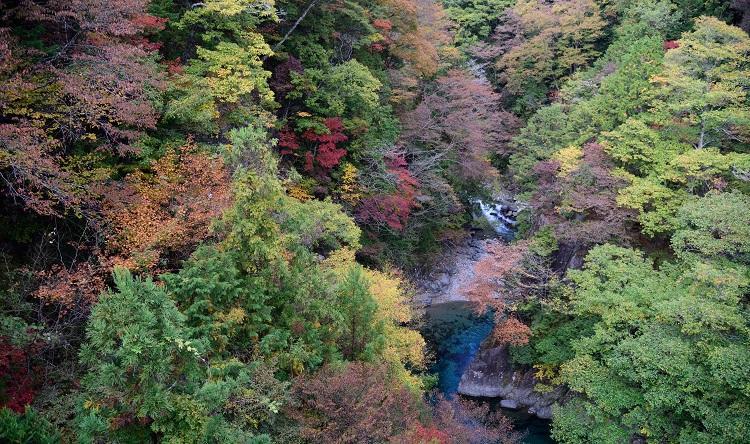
[421,301,553,444]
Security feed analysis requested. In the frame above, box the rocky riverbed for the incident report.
[414,196,522,306]
[414,237,491,306]
[414,198,565,430]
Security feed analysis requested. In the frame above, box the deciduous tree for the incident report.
[402,69,518,186]
[553,245,750,444]
[494,0,606,109]
[289,363,420,444]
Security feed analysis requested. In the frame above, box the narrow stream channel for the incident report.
[419,199,554,443]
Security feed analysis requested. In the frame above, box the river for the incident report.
[418,199,554,443]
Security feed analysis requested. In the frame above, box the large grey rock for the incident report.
[528,405,553,419]
[458,346,567,419]
[500,399,519,409]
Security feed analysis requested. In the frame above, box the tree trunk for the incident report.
[271,0,322,53]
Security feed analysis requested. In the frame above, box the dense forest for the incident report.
[0,0,749,442]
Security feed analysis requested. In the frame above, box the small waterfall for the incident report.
[472,198,518,240]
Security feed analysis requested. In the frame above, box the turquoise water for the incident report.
[421,301,494,396]
[422,301,554,444]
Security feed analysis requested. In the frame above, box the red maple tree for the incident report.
[278,118,349,175]
[356,152,419,231]
[302,117,349,171]
[0,338,35,413]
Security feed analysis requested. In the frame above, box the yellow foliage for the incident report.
[203,0,277,18]
[287,184,313,201]
[533,364,563,394]
[321,248,358,276]
[217,307,247,324]
[365,267,426,389]
[367,268,410,324]
[63,151,113,186]
[338,162,361,205]
[83,399,101,411]
[196,37,274,105]
[321,249,426,389]
[211,307,247,351]
[552,145,583,177]
[649,75,669,85]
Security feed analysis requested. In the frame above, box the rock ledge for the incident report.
[457,346,567,419]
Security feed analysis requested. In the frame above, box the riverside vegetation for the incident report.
[0,0,749,443]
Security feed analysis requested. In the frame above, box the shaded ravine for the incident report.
[421,301,554,444]
[418,199,554,443]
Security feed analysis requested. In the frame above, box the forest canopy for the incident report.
[1,0,749,443]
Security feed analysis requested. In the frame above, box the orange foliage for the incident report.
[380,0,453,78]
[463,241,534,348]
[394,395,521,444]
[290,363,421,443]
[34,262,106,311]
[397,422,450,444]
[491,317,531,346]
[463,241,527,307]
[101,140,231,271]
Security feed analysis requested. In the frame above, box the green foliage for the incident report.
[0,407,61,444]
[497,0,607,113]
[290,59,399,150]
[604,17,750,235]
[209,171,357,375]
[334,266,385,361]
[443,0,514,47]
[509,20,666,193]
[616,0,684,38]
[220,170,361,265]
[294,60,381,119]
[225,122,280,173]
[650,16,750,151]
[77,268,204,442]
[78,268,291,442]
[527,227,559,257]
[176,0,278,39]
[614,175,686,235]
[165,39,275,133]
[510,306,594,368]
[552,244,750,444]
[672,191,750,263]
[509,104,577,194]
[281,197,362,253]
[512,12,750,243]
[601,118,684,176]
[164,245,273,355]
[163,0,278,134]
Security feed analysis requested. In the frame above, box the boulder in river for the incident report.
[500,399,519,409]
[457,346,567,420]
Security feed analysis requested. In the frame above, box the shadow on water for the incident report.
[421,301,554,444]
